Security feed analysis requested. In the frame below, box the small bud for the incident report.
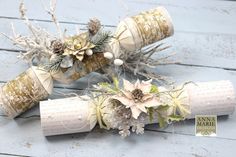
[114,59,124,66]
[86,49,93,56]
[103,52,113,59]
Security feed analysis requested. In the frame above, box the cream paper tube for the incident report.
[185,80,235,118]
[40,80,235,136]
[108,6,174,59]
[0,66,53,118]
[40,97,97,136]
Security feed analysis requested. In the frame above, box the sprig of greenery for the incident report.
[90,30,112,52]
[97,77,120,94]
[42,55,64,72]
[147,105,170,128]
[167,115,185,122]
[150,84,159,94]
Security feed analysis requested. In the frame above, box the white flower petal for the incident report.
[123,79,135,92]
[142,79,152,84]
[111,96,134,108]
[121,90,133,99]
[142,94,153,101]
[145,98,161,108]
[136,103,147,113]
[139,82,152,94]
[130,106,142,119]
[134,79,141,89]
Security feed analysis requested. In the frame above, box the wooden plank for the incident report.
[146,114,236,140]
[0,0,236,34]
[0,1,236,156]
[1,63,235,117]
[0,19,90,51]
[0,115,236,157]
[1,68,236,157]
[0,50,236,88]
[1,18,236,70]
[0,50,108,90]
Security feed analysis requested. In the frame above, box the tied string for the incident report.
[94,96,109,130]
[131,8,170,47]
[109,26,129,58]
[161,82,193,118]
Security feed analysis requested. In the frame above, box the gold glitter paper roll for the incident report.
[108,6,174,59]
[51,53,109,84]
[0,67,53,118]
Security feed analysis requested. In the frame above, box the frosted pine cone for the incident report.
[87,18,101,36]
[51,40,65,54]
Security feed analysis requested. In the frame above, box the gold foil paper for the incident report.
[109,7,174,58]
[0,68,51,118]
[131,7,173,47]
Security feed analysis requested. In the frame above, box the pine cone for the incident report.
[111,99,132,119]
[51,40,65,54]
[87,18,101,36]
[132,89,144,102]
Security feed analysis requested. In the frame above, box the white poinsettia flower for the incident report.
[112,79,161,119]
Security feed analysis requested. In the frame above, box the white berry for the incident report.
[114,59,124,66]
[86,49,93,56]
[103,52,113,59]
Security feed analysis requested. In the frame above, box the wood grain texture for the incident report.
[0,0,236,34]
[1,19,236,70]
[0,118,236,157]
[0,0,236,156]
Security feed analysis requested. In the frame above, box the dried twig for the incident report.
[41,0,63,40]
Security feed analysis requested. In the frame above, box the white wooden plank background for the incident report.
[0,0,236,157]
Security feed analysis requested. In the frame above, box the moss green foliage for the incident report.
[150,84,159,94]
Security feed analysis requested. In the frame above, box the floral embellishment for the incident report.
[112,79,161,119]
[63,33,95,61]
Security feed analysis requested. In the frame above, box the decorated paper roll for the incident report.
[40,97,96,136]
[51,53,109,84]
[40,80,235,136]
[0,66,53,118]
[185,80,235,118]
[108,6,174,59]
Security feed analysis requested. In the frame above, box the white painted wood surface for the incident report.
[0,0,236,156]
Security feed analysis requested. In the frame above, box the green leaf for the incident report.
[156,105,169,111]
[150,84,159,93]
[112,77,119,91]
[168,114,185,122]
[147,107,154,123]
[98,82,110,88]
[98,82,119,94]
[157,112,167,128]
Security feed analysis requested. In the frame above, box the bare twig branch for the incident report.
[42,0,63,40]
